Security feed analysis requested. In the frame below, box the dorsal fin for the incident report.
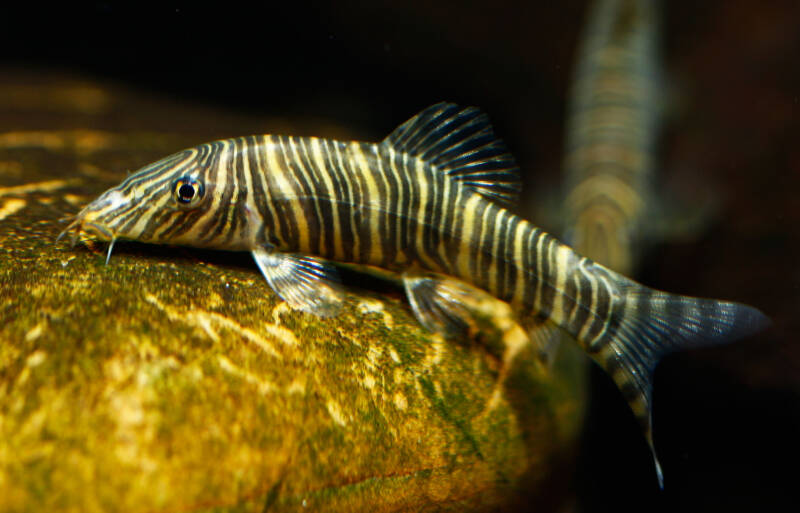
[382,102,521,206]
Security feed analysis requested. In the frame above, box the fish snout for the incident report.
[57,190,126,246]
[80,216,116,241]
[56,210,116,247]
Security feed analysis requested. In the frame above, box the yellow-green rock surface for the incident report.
[0,73,587,512]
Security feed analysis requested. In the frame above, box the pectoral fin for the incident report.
[252,247,343,316]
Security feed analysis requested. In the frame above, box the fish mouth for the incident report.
[56,211,119,265]
[56,213,115,246]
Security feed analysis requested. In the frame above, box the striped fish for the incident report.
[563,0,659,275]
[59,103,767,485]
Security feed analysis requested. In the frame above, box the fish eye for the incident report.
[173,177,204,207]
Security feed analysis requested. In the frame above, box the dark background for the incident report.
[3,1,798,511]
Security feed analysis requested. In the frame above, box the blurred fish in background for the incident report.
[562,0,659,276]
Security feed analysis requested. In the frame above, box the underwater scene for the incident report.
[0,1,796,512]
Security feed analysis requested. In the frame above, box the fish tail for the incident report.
[584,272,769,487]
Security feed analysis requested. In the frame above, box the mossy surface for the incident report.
[0,74,587,512]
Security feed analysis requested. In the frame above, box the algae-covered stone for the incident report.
[0,73,587,512]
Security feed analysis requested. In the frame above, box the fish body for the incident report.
[564,0,660,274]
[60,103,767,485]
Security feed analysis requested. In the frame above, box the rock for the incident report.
[0,73,586,512]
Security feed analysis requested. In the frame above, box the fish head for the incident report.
[58,147,219,247]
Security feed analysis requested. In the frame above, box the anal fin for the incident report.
[252,247,343,316]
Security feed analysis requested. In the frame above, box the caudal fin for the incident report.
[592,277,769,487]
